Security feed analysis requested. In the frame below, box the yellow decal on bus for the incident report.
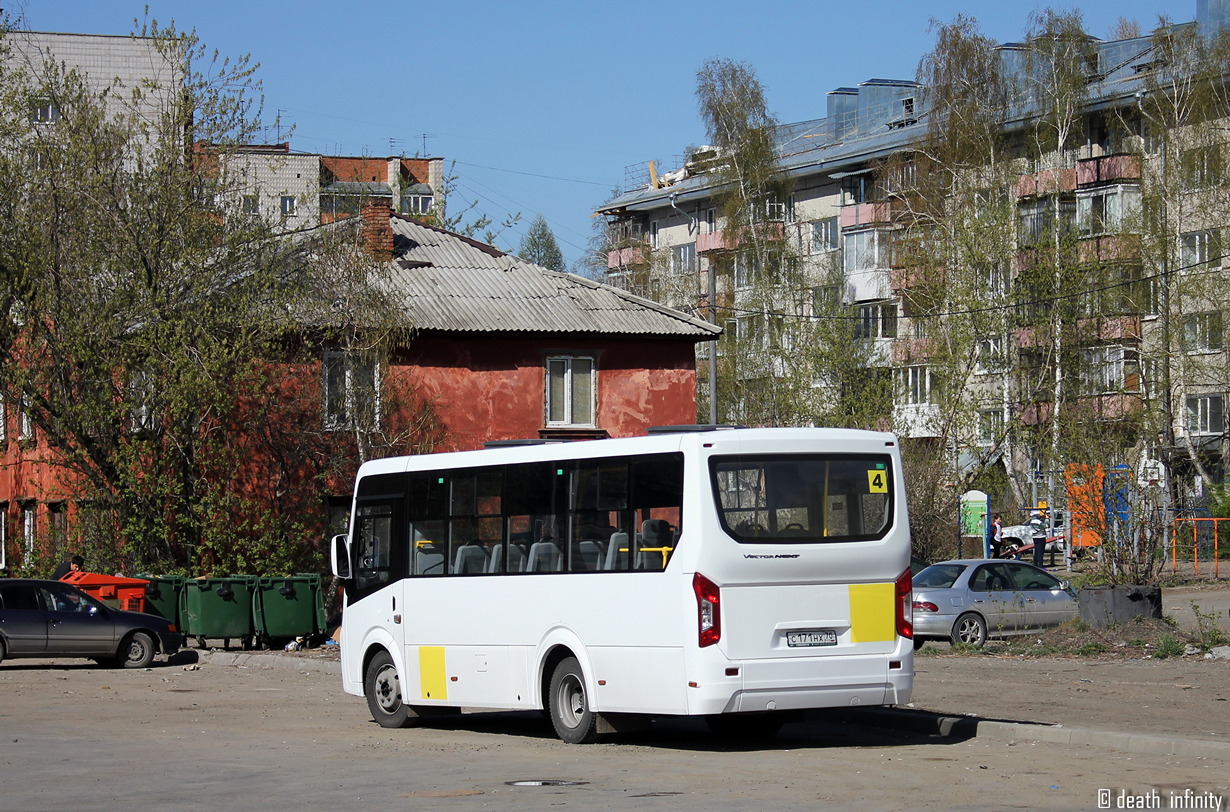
[419,646,448,700]
[848,583,895,643]
[867,469,888,494]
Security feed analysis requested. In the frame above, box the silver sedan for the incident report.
[912,559,1078,648]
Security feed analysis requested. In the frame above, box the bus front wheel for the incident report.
[548,656,600,744]
[365,650,419,728]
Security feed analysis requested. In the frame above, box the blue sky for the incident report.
[13,0,1190,269]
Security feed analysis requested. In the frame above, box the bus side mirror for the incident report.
[332,533,353,580]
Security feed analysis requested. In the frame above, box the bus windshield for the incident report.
[710,454,893,543]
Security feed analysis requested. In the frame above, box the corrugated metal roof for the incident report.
[384,216,719,338]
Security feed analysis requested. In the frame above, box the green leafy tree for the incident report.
[518,214,566,271]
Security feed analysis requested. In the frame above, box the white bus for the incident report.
[331,426,914,742]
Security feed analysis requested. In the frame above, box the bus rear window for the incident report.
[710,454,893,543]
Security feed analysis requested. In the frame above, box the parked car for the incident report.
[911,560,1078,648]
[0,578,181,667]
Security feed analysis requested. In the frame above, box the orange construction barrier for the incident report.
[59,571,150,612]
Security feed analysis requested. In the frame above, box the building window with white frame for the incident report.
[17,396,34,443]
[323,350,381,431]
[978,409,1004,447]
[811,217,839,254]
[280,195,297,217]
[21,502,36,558]
[1078,345,1139,394]
[546,356,595,427]
[649,220,659,248]
[670,243,696,275]
[855,302,897,339]
[975,335,1006,374]
[241,195,259,216]
[0,394,5,443]
[30,100,60,124]
[400,194,433,215]
[1186,394,1224,436]
[1076,186,1139,237]
[899,365,933,405]
[1184,311,1223,353]
[843,229,882,273]
[1180,230,1220,270]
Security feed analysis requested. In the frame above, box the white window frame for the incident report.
[1076,185,1139,237]
[975,336,1006,375]
[855,302,897,339]
[546,355,596,428]
[899,365,932,405]
[21,502,36,558]
[280,195,297,217]
[323,350,381,431]
[31,101,60,124]
[1180,230,1219,270]
[811,217,839,254]
[1184,311,1223,354]
[18,396,34,442]
[670,243,696,276]
[978,409,1004,448]
[1185,394,1224,436]
[843,229,882,273]
[241,195,260,216]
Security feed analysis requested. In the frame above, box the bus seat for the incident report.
[454,544,488,574]
[576,540,603,571]
[525,541,562,572]
[604,532,629,570]
[637,519,673,570]
[416,549,444,576]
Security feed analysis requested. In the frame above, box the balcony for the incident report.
[1014,316,1140,349]
[891,337,937,364]
[1021,394,1142,425]
[1078,233,1141,263]
[840,201,893,229]
[1016,168,1077,198]
[893,403,943,438]
[696,223,784,254]
[606,245,647,269]
[1077,154,1141,187]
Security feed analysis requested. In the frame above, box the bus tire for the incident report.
[365,650,419,728]
[548,656,600,744]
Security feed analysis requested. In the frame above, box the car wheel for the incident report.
[121,631,156,668]
[913,637,926,651]
[950,613,988,647]
[548,656,600,744]
[705,713,783,739]
[364,650,420,728]
[0,637,6,665]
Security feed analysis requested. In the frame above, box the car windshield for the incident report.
[913,564,965,589]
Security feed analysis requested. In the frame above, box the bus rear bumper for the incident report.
[686,654,913,716]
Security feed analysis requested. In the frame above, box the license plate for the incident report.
[786,629,837,647]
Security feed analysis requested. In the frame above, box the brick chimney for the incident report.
[360,201,394,261]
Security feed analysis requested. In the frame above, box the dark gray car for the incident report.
[0,579,181,668]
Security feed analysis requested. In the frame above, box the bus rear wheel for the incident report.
[365,650,420,728]
[548,656,600,744]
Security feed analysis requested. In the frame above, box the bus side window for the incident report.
[354,505,395,594]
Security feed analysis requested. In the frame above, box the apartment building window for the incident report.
[323,350,380,431]
[670,243,696,275]
[844,229,882,273]
[975,336,1006,374]
[0,394,5,443]
[649,221,659,248]
[1180,230,1220,270]
[700,208,716,234]
[810,284,840,316]
[546,356,595,427]
[48,502,67,557]
[855,302,897,339]
[128,371,157,433]
[241,195,259,216]
[30,100,60,124]
[400,194,433,215]
[977,261,1007,296]
[280,195,297,217]
[1183,312,1223,354]
[1077,186,1139,236]
[1018,198,1075,246]
[21,502,36,558]
[732,255,761,289]
[1078,345,1139,394]
[17,396,34,443]
[1181,144,1223,190]
[1186,395,1225,436]
[978,409,1004,447]
[811,217,839,253]
[899,365,933,405]
[841,173,875,205]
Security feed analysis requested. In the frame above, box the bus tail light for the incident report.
[693,573,721,647]
[896,568,913,639]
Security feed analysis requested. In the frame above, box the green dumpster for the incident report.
[252,574,326,646]
[179,576,257,647]
[139,575,185,627]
